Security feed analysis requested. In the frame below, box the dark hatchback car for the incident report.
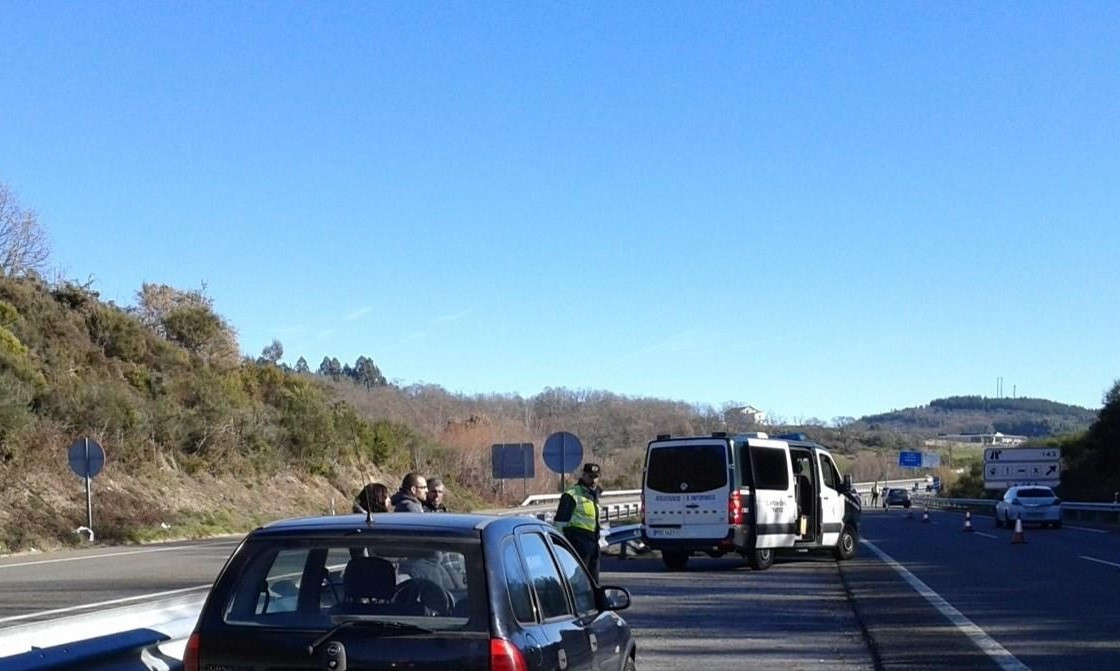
[884,488,912,509]
[183,513,636,671]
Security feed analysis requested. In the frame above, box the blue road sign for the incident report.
[542,432,583,474]
[898,451,922,468]
[491,443,535,479]
[68,437,105,478]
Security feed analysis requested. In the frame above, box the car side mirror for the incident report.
[598,586,631,611]
[842,474,853,493]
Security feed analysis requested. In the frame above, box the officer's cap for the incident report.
[582,463,601,477]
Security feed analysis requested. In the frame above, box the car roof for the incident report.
[250,512,545,539]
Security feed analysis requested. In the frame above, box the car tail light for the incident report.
[639,491,645,524]
[490,638,528,671]
[728,490,743,526]
[182,633,200,671]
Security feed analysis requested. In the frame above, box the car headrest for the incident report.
[343,556,397,601]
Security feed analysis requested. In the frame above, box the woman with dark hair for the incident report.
[352,482,391,514]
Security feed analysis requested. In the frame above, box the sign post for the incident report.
[67,437,105,538]
[491,443,535,498]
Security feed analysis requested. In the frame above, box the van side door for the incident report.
[748,440,798,548]
[816,451,846,547]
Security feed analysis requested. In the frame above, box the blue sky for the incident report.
[2,3,1118,421]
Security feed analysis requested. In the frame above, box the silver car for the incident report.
[995,485,1063,528]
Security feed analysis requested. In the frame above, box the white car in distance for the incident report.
[995,485,1063,529]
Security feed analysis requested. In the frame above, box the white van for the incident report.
[640,432,861,570]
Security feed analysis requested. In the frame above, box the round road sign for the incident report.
[542,431,583,474]
[68,437,105,478]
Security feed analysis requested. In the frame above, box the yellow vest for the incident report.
[559,484,598,534]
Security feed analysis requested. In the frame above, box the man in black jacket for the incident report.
[391,472,427,513]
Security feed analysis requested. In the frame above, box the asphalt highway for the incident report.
[3,509,1119,669]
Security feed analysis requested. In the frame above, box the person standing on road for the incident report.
[870,482,880,507]
[391,473,427,512]
[554,463,603,581]
[423,477,448,512]
[353,482,391,514]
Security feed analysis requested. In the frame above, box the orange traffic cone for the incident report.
[1011,515,1027,544]
[963,511,974,532]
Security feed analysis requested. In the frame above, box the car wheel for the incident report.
[661,551,689,571]
[832,525,858,561]
[624,655,637,671]
[748,547,774,571]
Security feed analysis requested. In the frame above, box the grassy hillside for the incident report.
[1,272,1110,553]
[857,395,1097,437]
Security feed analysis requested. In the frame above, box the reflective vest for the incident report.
[559,484,599,534]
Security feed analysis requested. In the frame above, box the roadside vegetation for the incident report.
[0,181,1115,553]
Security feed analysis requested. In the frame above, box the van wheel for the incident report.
[661,551,689,571]
[833,525,857,561]
[748,548,773,571]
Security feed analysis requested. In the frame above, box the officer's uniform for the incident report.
[554,463,602,581]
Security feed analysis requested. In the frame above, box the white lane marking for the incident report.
[862,539,1031,671]
[1081,555,1120,569]
[0,542,238,569]
[1068,526,1108,534]
[0,584,212,624]
[973,531,998,539]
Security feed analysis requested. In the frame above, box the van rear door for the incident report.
[816,450,846,546]
[747,439,798,548]
[643,439,731,542]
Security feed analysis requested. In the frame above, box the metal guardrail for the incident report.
[909,495,1120,525]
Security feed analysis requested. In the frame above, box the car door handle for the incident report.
[589,632,598,653]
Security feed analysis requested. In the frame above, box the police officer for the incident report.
[554,463,602,581]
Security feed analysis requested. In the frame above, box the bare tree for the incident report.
[259,339,283,365]
[0,183,51,277]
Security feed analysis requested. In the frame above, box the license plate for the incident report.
[654,527,680,537]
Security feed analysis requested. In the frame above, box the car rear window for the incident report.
[219,536,484,632]
[1018,488,1054,498]
[646,444,728,493]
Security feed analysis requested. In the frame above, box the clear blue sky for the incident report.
[2,3,1118,421]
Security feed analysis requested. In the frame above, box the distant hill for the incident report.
[856,395,1098,438]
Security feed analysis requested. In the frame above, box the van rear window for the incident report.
[751,446,790,491]
[646,445,728,493]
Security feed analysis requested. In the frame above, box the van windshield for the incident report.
[646,445,728,493]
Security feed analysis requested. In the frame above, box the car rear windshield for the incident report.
[646,444,728,493]
[1018,488,1055,498]
[219,535,484,632]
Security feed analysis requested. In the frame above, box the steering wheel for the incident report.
[391,578,453,616]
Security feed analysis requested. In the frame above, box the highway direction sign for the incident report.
[983,447,1060,462]
[983,447,1062,489]
[898,451,922,468]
